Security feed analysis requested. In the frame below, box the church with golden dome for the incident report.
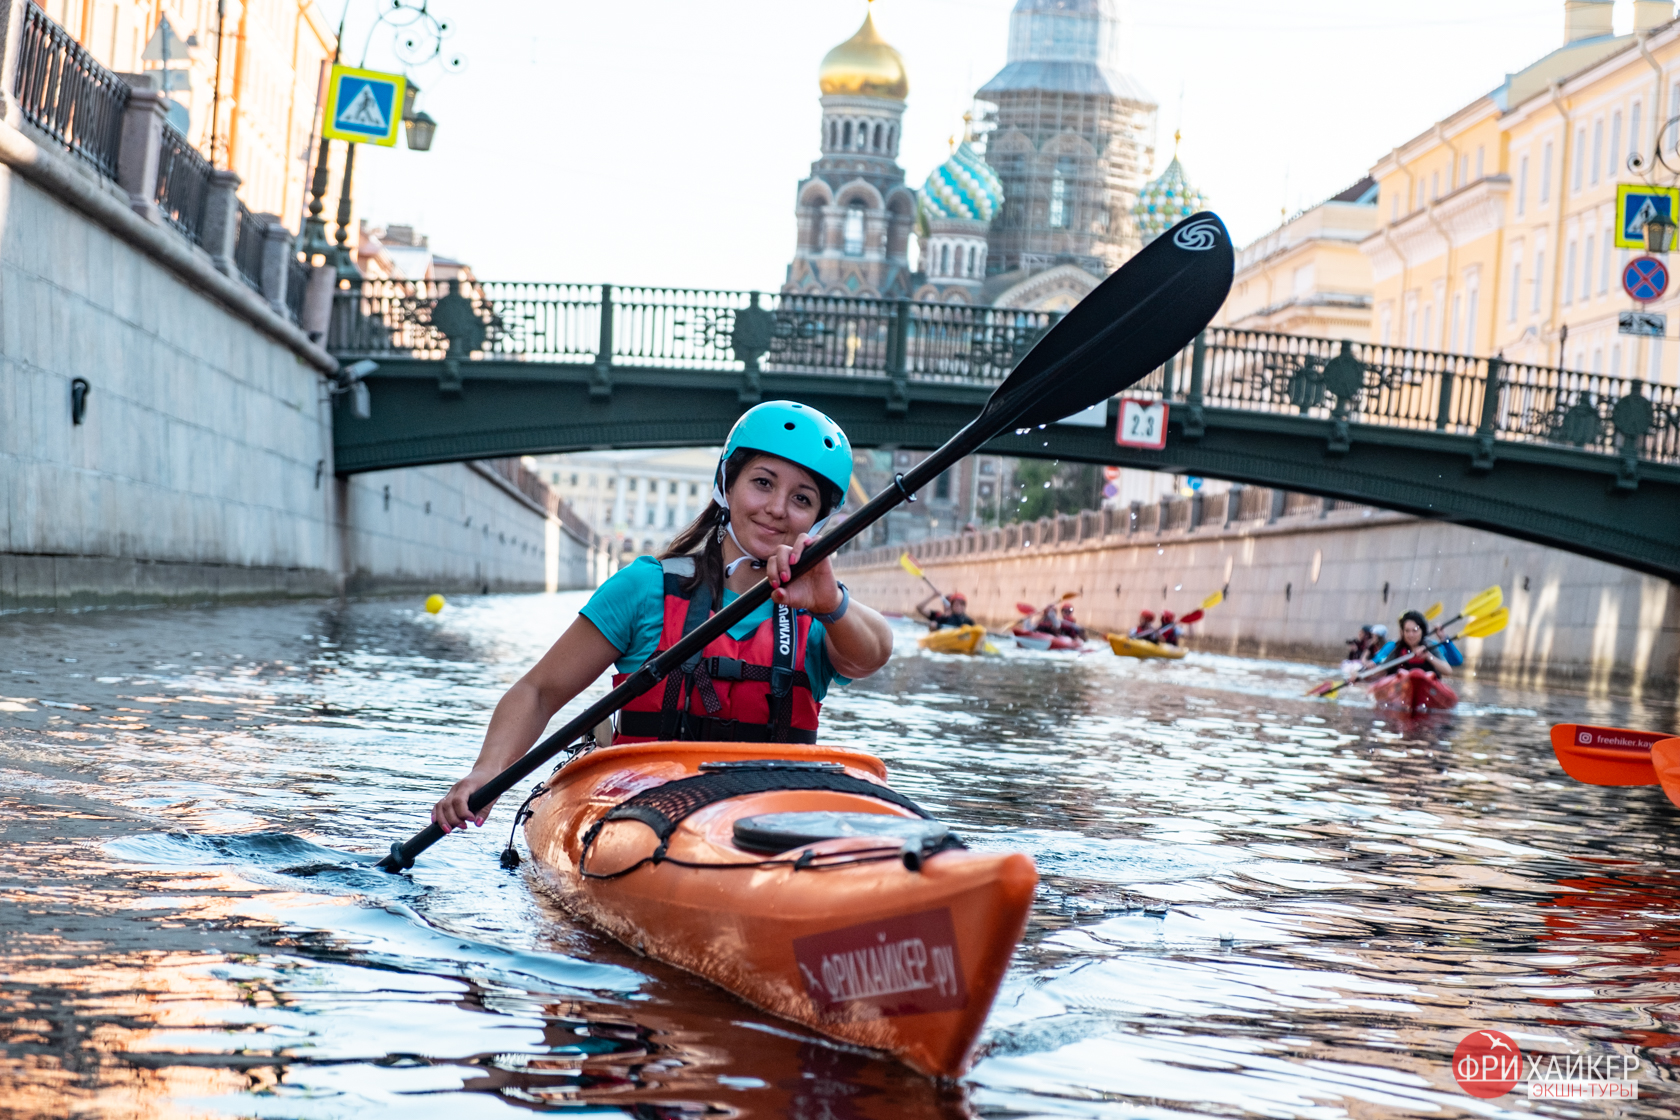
[783,9,919,298]
[783,1,1166,311]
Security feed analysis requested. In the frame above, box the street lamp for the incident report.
[1644,211,1676,254]
[405,110,437,152]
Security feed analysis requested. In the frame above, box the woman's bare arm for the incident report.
[432,615,622,832]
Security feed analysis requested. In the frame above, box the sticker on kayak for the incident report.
[793,908,967,1019]
[1568,726,1670,753]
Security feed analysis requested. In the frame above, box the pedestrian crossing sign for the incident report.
[1615,183,1680,249]
[322,64,405,146]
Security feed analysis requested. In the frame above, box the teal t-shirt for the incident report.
[579,555,850,701]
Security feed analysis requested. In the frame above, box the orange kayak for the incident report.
[522,740,1038,1079]
[1655,737,1680,808]
[1549,723,1673,786]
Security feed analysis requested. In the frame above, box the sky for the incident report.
[339,0,1625,289]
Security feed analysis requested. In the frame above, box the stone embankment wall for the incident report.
[0,115,589,611]
[837,489,1680,698]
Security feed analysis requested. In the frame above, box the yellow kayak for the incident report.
[1107,633,1187,660]
[918,624,988,655]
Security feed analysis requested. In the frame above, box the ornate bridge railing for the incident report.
[328,282,1679,470]
[1131,328,1680,470]
[329,281,1059,387]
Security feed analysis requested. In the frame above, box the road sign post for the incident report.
[322,64,407,147]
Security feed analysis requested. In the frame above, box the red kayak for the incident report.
[1367,668,1458,714]
[1010,627,1080,651]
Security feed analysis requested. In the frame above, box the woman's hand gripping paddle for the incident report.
[378,212,1235,873]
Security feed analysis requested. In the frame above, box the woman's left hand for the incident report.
[766,535,843,615]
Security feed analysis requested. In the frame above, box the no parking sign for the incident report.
[1623,256,1670,303]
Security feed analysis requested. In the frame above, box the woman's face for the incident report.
[1402,619,1425,645]
[726,454,823,558]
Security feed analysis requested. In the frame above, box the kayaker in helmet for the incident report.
[1370,610,1454,677]
[1156,610,1180,646]
[1058,603,1086,641]
[1128,610,1157,639]
[1035,603,1063,636]
[917,590,975,629]
[1354,623,1388,667]
[431,401,893,834]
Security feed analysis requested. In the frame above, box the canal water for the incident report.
[0,592,1676,1119]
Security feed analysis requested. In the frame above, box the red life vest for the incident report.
[612,557,820,745]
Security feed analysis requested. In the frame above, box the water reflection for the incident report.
[0,595,1676,1117]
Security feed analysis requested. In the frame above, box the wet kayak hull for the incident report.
[1367,668,1458,714]
[1106,634,1186,660]
[1011,628,1079,651]
[522,741,1038,1079]
[917,624,987,655]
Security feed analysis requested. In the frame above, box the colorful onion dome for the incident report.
[1133,132,1207,242]
[819,9,908,101]
[919,137,1004,224]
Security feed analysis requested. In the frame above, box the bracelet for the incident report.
[814,583,850,625]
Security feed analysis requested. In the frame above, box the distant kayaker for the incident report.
[1370,610,1455,677]
[1128,610,1157,639]
[918,590,975,630]
[1058,603,1087,641]
[1347,623,1386,661]
[1035,604,1063,635]
[1155,610,1180,646]
[431,401,893,834]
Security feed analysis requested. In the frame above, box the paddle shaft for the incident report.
[380,410,1008,872]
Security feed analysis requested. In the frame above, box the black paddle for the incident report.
[378,212,1235,872]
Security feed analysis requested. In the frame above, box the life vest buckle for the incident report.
[701,656,745,681]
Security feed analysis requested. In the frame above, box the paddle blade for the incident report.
[1201,590,1224,609]
[983,212,1235,429]
[1060,591,1079,601]
[1549,723,1669,786]
[1423,601,1443,621]
[1177,609,1204,625]
[1464,585,1503,619]
[1016,602,1037,615]
[1460,608,1509,639]
[898,552,924,579]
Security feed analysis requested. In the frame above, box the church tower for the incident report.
[977,0,1157,310]
[783,9,917,297]
[914,123,1005,303]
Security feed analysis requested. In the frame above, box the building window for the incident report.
[689,482,698,496]
[1610,111,1623,180]
[1475,146,1484,179]
[1532,250,1544,312]
[1582,234,1594,300]
[1541,141,1553,203]
[1563,241,1576,305]
[666,507,675,527]
[1431,170,1439,200]
[1671,82,1680,149]
[1573,127,1586,191]
[1466,287,1479,351]
[1049,174,1069,228]
[842,120,852,148]
[627,478,637,491]
[1517,155,1528,215]
[1509,263,1521,322]
[939,243,950,275]
[1421,304,1433,348]
[843,206,865,255]
[934,471,951,500]
[1451,293,1462,352]
[872,122,882,151]
[645,508,655,526]
[1591,119,1603,184]
[1601,225,1612,292]
[1631,102,1644,166]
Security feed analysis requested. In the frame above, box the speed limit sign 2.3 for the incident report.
[1116,399,1169,449]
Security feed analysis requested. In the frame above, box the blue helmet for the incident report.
[714,401,853,531]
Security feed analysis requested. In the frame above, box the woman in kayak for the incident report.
[917,590,975,629]
[1369,610,1456,677]
[1034,604,1063,636]
[432,401,893,833]
[1155,610,1180,646]
[1128,610,1157,639]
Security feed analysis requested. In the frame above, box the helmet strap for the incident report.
[723,521,766,577]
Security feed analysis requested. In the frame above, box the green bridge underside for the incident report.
[333,359,1680,583]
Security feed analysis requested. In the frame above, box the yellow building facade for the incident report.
[1365,0,1680,386]
[34,0,338,226]
[1218,179,1378,337]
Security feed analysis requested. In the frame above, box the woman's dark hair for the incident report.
[659,448,840,600]
[1398,610,1429,641]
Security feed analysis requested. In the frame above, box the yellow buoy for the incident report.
[424,594,446,614]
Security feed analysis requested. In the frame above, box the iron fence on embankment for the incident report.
[329,281,1680,469]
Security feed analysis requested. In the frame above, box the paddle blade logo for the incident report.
[794,908,967,1020]
[1172,216,1222,251]
[1454,1030,1522,1098]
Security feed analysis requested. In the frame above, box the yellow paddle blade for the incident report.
[1463,585,1503,620]
[849,475,871,506]
[1201,589,1224,610]
[1061,591,1079,600]
[1460,607,1509,639]
[983,641,999,654]
[898,552,924,579]
[1423,601,1444,621]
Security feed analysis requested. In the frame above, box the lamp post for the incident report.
[1643,211,1676,254]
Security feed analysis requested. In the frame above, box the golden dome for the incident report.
[818,10,908,101]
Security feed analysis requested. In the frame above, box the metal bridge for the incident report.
[327,281,1680,581]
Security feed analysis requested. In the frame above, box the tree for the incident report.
[1005,459,1102,523]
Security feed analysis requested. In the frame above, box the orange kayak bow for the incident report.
[522,740,1038,1079]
